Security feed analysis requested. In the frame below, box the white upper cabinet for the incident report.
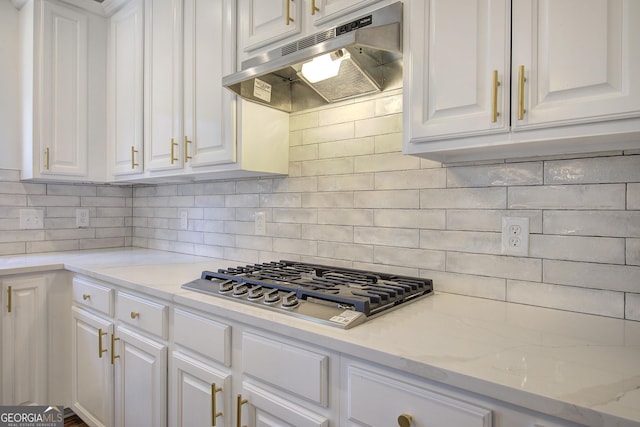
[404,0,640,163]
[511,0,640,128]
[144,0,184,173]
[404,0,510,141]
[108,0,144,177]
[237,0,392,61]
[17,0,107,182]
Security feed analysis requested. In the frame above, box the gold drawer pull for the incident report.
[286,0,294,25]
[7,286,12,313]
[98,328,107,358]
[491,69,500,123]
[170,138,179,164]
[311,0,319,15]
[111,334,120,365]
[397,413,413,427]
[212,383,222,426]
[518,65,527,120]
[131,146,139,169]
[83,293,91,300]
[236,394,248,427]
[184,136,192,163]
[130,311,140,319]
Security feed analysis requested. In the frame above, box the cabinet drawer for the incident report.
[242,332,328,406]
[345,365,491,427]
[72,277,113,316]
[116,291,168,338]
[173,308,231,366]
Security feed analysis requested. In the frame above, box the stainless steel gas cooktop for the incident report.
[181,260,433,329]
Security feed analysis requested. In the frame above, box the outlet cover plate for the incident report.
[20,209,44,229]
[255,211,266,235]
[76,208,90,227]
[501,216,529,256]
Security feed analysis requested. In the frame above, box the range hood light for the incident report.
[301,50,349,83]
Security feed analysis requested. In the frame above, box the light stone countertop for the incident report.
[1,248,639,427]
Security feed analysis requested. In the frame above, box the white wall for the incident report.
[0,0,20,170]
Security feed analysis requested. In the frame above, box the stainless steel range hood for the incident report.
[223,2,403,113]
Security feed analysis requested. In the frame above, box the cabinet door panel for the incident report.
[71,307,113,427]
[170,353,230,427]
[406,0,510,142]
[145,0,183,171]
[183,0,235,167]
[109,0,144,176]
[114,326,167,427]
[239,0,301,53]
[1,276,47,405]
[41,1,88,176]
[512,0,640,128]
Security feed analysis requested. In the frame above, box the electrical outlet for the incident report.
[180,210,188,230]
[76,208,90,228]
[20,209,44,229]
[255,211,266,235]
[501,217,529,256]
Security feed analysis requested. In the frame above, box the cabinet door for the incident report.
[145,0,184,172]
[40,1,89,177]
[404,0,510,142]
[238,0,302,54]
[1,276,47,405]
[71,307,114,427]
[170,352,231,427]
[113,326,167,427]
[311,0,384,25]
[512,0,640,129]
[183,0,236,167]
[109,0,144,176]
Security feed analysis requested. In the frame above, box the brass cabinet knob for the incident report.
[397,414,413,427]
[83,294,91,300]
[130,311,140,319]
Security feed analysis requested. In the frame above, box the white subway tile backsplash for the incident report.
[375,93,403,116]
[447,162,543,187]
[318,137,375,158]
[446,210,542,232]
[302,224,353,242]
[317,173,374,191]
[507,280,625,318]
[317,241,373,263]
[543,260,640,292]
[236,179,273,194]
[629,183,640,210]
[529,235,625,264]
[373,246,445,270]
[354,113,402,137]
[447,252,541,282]
[303,192,354,208]
[420,230,502,255]
[375,169,446,190]
[290,144,318,161]
[318,100,374,125]
[628,238,640,266]
[354,189,419,209]
[543,211,640,237]
[272,238,317,256]
[259,193,301,208]
[273,208,317,224]
[421,269,506,300]
[0,182,46,195]
[421,188,506,209]
[273,176,318,193]
[545,155,640,184]
[317,208,373,226]
[303,122,354,144]
[626,293,640,321]
[354,152,420,173]
[47,184,95,196]
[375,209,445,229]
[374,132,402,153]
[354,226,419,248]
[301,157,354,176]
[508,184,626,209]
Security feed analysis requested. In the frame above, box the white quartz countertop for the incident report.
[1,248,639,427]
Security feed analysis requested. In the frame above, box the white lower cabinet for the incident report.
[71,275,168,427]
[1,275,48,406]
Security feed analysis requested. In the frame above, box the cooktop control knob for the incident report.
[281,292,299,309]
[232,283,248,297]
[264,288,280,304]
[218,279,234,293]
[248,286,264,300]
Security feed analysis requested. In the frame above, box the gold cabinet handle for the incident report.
[111,334,120,365]
[184,136,192,163]
[236,394,248,427]
[491,69,500,123]
[518,65,526,120]
[211,383,222,426]
[397,413,413,427]
[286,0,294,25]
[130,311,140,319]
[98,328,108,358]
[131,146,139,169]
[44,147,50,170]
[83,293,91,300]
[311,0,319,15]
[170,138,179,164]
[7,286,11,313]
